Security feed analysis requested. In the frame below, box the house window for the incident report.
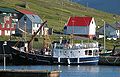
[13,13,17,17]
[32,15,35,18]
[37,24,39,28]
[11,24,15,28]
[35,24,37,28]
[7,24,10,28]
[117,30,119,33]
[7,30,9,33]
[24,17,27,21]
[12,25,14,28]
[33,24,35,28]
[92,21,93,24]
[2,24,4,28]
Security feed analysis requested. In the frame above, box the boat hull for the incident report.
[10,47,99,65]
[99,56,120,66]
[52,57,99,65]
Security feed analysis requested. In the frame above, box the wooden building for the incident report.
[64,16,97,39]
[0,8,18,36]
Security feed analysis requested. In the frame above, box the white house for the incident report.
[64,16,96,39]
[97,23,119,40]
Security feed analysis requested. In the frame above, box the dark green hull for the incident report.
[99,56,120,66]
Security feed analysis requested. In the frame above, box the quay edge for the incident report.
[0,69,60,77]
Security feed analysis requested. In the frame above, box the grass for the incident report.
[0,0,120,31]
[0,0,120,49]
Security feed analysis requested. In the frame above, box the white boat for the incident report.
[52,40,99,65]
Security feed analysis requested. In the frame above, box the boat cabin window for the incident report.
[56,46,63,49]
[85,50,88,55]
[85,50,92,55]
[93,50,98,56]
[88,50,92,55]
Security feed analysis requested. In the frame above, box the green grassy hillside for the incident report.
[0,0,120,49]
[0,0,120,32]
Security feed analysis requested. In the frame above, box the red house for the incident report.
[64,16,97,39]
[0,8,18,36]
[0,16,16,35]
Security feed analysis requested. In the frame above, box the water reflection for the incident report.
[0,65,120,77]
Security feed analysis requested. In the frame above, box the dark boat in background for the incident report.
[10,46,53,65]
[9,20,52,65]
[99,44,120,65]
[0,41,25,65]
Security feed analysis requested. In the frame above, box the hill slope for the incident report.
[0,0,120,32]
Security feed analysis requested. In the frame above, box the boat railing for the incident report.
[54,42,98,49]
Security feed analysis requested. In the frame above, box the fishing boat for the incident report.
[7,21,99,65]
[52,39,99,65]
[10,40,99,65]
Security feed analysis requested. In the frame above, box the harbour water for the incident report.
[0,65,120,77]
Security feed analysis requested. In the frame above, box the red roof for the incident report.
[18,10,34,14]
[66,16,92,26]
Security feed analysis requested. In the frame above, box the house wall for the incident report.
[18,14,43,35]
[5,30,10,36]
[18,15,32,33]
[98,25,118,38]
[4,30,15,36]
[32,23,41,35]
[117,30,120,38]
[110,30,119,38]
[66,26,89,35]
[0,30,1,35]
[89,18,96,35]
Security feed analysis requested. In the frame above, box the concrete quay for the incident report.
[0,69,60,77]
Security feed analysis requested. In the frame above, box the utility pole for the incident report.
[24,17,27,41]
[102,19,106,50]
[3,41,7,70]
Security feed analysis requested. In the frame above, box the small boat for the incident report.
[99,50,112,56]
[99,44,120,65]
[8,21,99,65]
